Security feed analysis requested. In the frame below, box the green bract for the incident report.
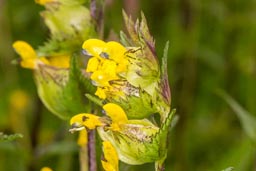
[70,103,176,171]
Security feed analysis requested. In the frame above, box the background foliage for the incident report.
[1,0,256,171]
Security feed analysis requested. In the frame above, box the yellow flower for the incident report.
[70,103,127,132]
[82,39,130,100]
[101,141,119,171]
[13,41,49,69]
[13,41,70,69]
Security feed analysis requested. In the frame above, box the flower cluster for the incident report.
[13,2,174,170]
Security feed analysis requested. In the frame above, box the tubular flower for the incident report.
[12,41,69,69]
[70,103,175,168]
[12,41,50,69]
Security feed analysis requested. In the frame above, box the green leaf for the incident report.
[217,89,256,142]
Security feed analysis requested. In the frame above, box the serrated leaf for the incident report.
[122,10,158,65]
[160,41,171,105]
[139,11,156,55]
[153,109,176,171]
[122,10,139,44]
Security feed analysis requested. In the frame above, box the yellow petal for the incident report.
[20,59,36,69]
[77,129,88,147]
[101,60,118,78]
[106,41,126,63]
[95,87,107,99]
[70,113,103,130]
[86,57,100,72]
[47,55,70,68]
[82,39,107,57]
[13,41,37,60]
[103,103,128,124]
[90,70,111,87]
[116,60,129,73]
[101,141,119,171]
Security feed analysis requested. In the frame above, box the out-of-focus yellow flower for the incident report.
[40,167,53,171]
[12,41,70,69]
[9,90,30,112]
[101,141,119,171]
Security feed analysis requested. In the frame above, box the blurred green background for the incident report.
[1,0,256,171]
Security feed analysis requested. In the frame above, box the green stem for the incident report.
[80,144,89,171]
